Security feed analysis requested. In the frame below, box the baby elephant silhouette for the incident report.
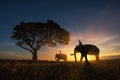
[55,51,67,61]
[71,40,100,63]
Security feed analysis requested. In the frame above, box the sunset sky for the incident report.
[0,0,120,61]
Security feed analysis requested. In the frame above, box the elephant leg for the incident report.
[56,58,60,61]
[65,58,67,61]
[80,55,83,62]
[58,58,60,61]
[85,55,88,63]
[96,54,99,61]
[56,58,59,61]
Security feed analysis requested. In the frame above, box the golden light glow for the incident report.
[68,53,96,61]
[37,26,120,61]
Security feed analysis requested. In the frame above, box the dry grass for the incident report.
[0,59,120,80]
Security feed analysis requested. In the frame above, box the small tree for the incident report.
[12,20,70,60]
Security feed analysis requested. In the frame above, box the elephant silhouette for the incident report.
[55,51,67,61]
[71,40,100,63]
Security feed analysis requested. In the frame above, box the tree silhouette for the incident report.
[12,20,70,60]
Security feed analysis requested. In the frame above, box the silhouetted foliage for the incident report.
[12,20,70,60]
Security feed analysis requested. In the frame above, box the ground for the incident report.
[0,59,120,80]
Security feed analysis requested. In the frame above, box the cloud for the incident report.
[0,51,31,60]
[1,25,119,60]
[0,41,16,48]
[0,51,20,59]
[70,26,120,56]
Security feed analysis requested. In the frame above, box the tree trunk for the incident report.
[32,52,37,61]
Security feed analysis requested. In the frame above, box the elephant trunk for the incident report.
[55,54,57,60]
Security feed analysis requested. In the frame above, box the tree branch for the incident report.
[19,44,34,54]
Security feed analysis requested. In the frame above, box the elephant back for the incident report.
[55,53,67,60]
[85,44,99,55]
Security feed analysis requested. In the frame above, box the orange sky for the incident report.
[0,26,120,61]
[37,26,120,61]
[0,0,120,61]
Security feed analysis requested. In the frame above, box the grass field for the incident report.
[0,59,120,80]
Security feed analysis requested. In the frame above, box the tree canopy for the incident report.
[12,20,70,60]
